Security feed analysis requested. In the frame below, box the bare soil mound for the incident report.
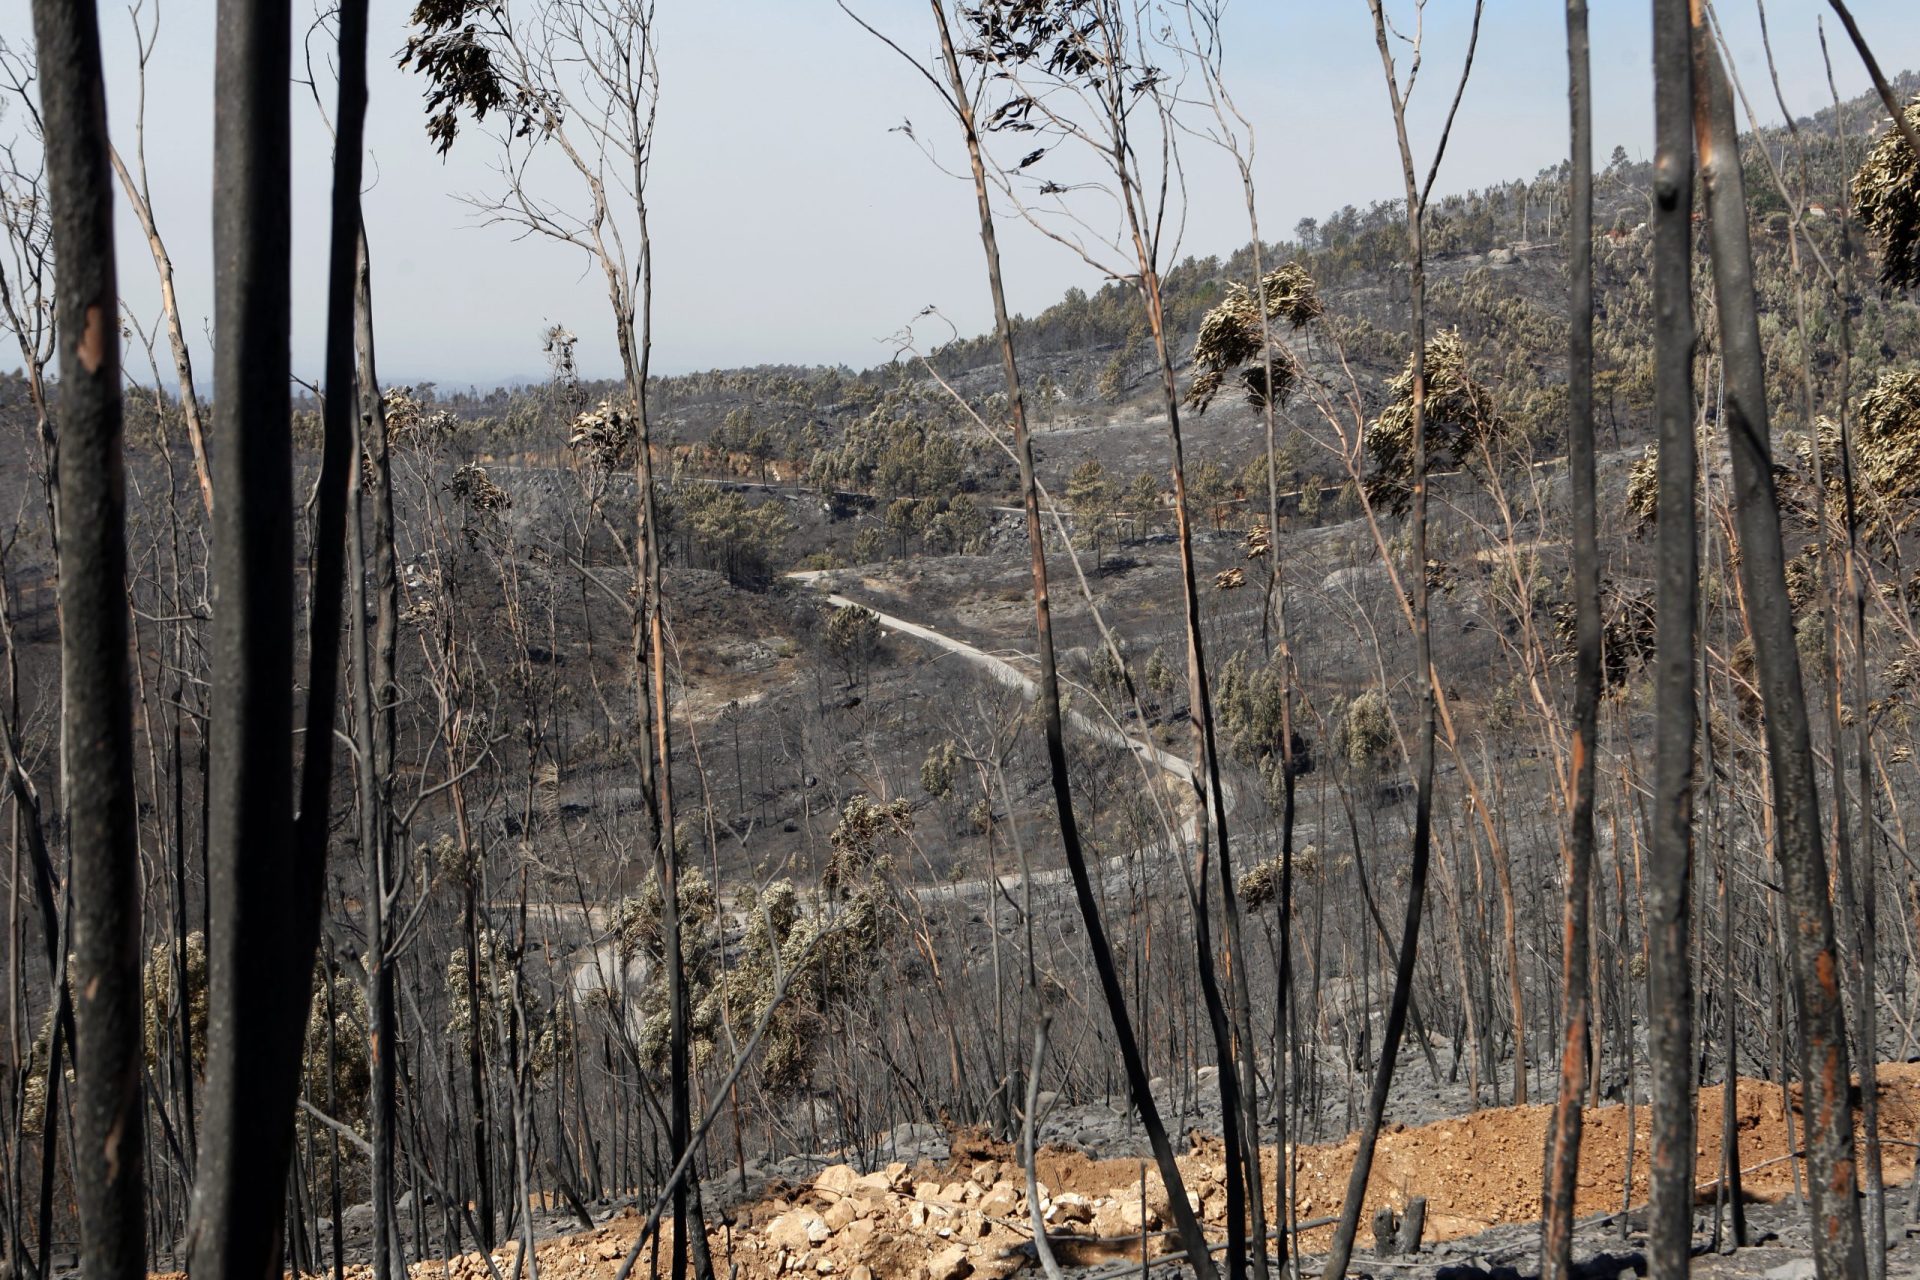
[291,1065,1920,1280]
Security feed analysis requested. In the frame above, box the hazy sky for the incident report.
[7,1,1919,388]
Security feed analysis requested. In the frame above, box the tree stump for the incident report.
[1373,1205,1402,1257]
[1397,1196,1427,1255]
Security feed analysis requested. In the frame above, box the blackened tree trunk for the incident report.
[1542,4,1597,1277]
[1324,3,1480,1272]
[29,1,144,1275]
[321,11,382,1276]
[357,234,398,815]
[353,392,400,1280]
[316,19,380,1274]
[615,50,705,1278]
[298,0,368,877]
[1146,275,1257,1280]
[921,6,1219,1278]
[1097,29,1257,1269]
[1691,22,1866,1280]
[1646,10,1698,1280]
[1,678,71,1280]
[1081,7,1252,1272]
[186,0,321,1273]
[352,224,404,1280]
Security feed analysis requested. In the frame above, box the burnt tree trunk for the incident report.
[188,0,349,1272]
[1542,3,1597,1277]
[1646,6,1699,1279]
[31,1,145,1275]
[1692,22,1866,1280]
[1324,3,1480,1272]
[923,5,1221,1277]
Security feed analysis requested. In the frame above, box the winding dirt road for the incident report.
[786,569,1227,905]
[564,570,1224,1008]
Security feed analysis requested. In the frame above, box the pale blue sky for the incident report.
[8,1,1918,388]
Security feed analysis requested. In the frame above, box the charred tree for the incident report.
[1324,5,1482,1275]
[29,0,145,1276]
[921,3,1221,1276]
[187,0,345,1272]
[1542,3,1597,1277]
[1692,21,1865,1280]
[1644,6,1699,1279]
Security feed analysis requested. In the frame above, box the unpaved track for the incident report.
[564,570,1231,1014]
[787,569,1229,905]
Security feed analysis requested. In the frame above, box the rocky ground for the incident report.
[291,1064,1920,1280]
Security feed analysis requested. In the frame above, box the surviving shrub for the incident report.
[825,603,882,687]
[921,740,959,799]
[1334,688,1394,774]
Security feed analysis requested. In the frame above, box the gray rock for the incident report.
[882,1121,949,1164]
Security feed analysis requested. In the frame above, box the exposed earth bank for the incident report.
[280,1064,1920,1280]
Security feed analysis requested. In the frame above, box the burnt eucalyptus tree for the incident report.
[1174,4,1311,1267]
[1691,18,1865,1280]
[840,2,1220,1276]
[1644,7,1698,1280]
[399,7,708,1274]
[310,2,392,1276]
[187,0,300,1268]
[190,0,360,1272]
[1323,6,1482,1276]
[28,0,143,1275]
[957,5,1256,1272]
[1541,4,1596,1278]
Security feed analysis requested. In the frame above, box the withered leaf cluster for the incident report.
[825,794,913,895]
[382,384,458,451]
[1853,96,1920,291]
[1625,444,1659,530]
[1792,370,1920,535]
[449,462,512,515]
[1238,845,1321,907]
[961,0,1115,89]
[568,398,638,474]
[1550,584,1655,693]
[400,0,555,156]
[1364,328,1503,515]
[1185,264,1321,414]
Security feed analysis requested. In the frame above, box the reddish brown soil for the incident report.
[220,1064,1920,1280]
[1282,1062,1920,1249]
